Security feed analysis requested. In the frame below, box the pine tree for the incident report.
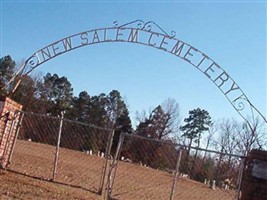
[0,55,16,96]
[180,108,211,174]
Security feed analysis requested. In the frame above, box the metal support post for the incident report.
[170,147,183,200]
[105,133,125,200]
[99,129,115,194]
[236,157,245,200]
[52,111,64,181]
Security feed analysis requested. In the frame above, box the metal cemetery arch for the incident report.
[6,20,267,128]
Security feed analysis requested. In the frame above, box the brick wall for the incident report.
[0,96,23,169]
[241,149,267,200]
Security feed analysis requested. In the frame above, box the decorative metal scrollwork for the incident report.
[23,54,40,74]
[114,20,176,38]
[2,20,266,128]
[113,20,145,30]
[232,96,247,111]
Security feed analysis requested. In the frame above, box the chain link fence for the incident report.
[8,111,113,194]
[106,133,180,200]
[7,111,244,199]
[172,146,244,200]
[106,133,244,200]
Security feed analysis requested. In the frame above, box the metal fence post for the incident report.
[52,111,64,181]
[170,146,183,200]
[105,132,125,200]
[99,129,115,195]
[236,157,245,200]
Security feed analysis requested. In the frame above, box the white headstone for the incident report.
[211,180,216,190]
[207,180,210,187]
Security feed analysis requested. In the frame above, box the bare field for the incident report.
[0,169,101,200]
[1,140,236,200]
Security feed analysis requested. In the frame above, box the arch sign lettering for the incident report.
[5,20,267,128]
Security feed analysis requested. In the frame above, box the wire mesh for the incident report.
[9,111,112,194]
[108,133,243,200]
[55,118,112,193]
[9,112,59,180]
[8,112,244,199]
[171,147,243,200]
[109,133,180,200]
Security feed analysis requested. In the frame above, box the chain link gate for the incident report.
[105,133,244,200]
[105,133,182,200]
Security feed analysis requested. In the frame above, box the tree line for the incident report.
[1,55,266,152]
[1,55,266,184]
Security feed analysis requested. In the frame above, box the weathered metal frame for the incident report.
[106,132,245,200]
[3,20,266,130]
[99,129,115,195]
[105,132,125,200]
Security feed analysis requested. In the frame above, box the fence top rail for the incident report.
[123,132,181,146]
[123,132,245,159]
[188,145,246,159]
[17,110,113,132]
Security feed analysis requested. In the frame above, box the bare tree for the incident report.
[135,98,181,140]
[235,117,266,156]
[213,118,266,183]
[160,98,181,138]
[202,121,217,166]
[213,119,239,180]
[135,109,150,126]
[215,119,239,161]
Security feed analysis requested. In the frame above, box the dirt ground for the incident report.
[0,169,101,200]
[1,140,237,200]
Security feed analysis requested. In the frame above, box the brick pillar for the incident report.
[0,96,23,169]
[241,149,267,200]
